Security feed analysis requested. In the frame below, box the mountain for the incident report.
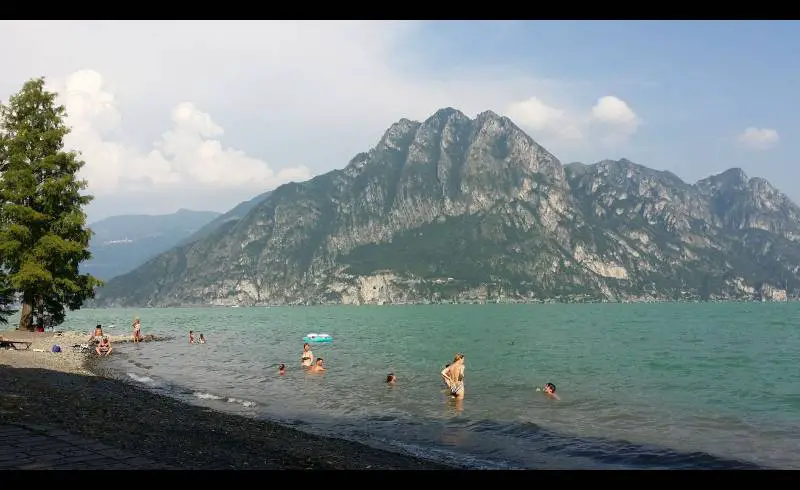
[83,209,221,281]
[177,191,273,246]
[91,108,800,306]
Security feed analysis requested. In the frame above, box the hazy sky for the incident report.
[0,20,796,223]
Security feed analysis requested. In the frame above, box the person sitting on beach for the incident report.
[95,336,113,356]
[132,318,142,343]
[279,364,285,376]
[537,382,560,400]
[301,343,313,368]
[188,330,194,344]
[199,334,206,344]
[386,373,397,384]
[309,358,325,373]
[441,353,465,399]
[88,325,104,343]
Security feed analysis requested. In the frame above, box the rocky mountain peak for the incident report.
[91,107,800,308]
[376,118,421,152]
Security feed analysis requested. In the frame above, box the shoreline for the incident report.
[85,297,795,309]
[0,329,454,470]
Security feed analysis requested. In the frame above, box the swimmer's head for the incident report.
[279,364,285,370]
[303,343,310,350]
[453,353,465,363]
[386,373,396,383]
[543,383,556,394]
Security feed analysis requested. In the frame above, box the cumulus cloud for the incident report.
[506,94,640,147]
[738,127,779,150]
[46,69,311,196]
[0,20,644,218]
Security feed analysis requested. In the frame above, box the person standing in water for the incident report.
[301,343,313,368]
[441,353,465,399]
[132,318,142,343]
[188,331,195,344]
[279,364,286,375]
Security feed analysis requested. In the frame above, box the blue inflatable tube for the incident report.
[303,333,334,343]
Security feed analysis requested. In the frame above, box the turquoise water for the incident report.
[30,302,800,468]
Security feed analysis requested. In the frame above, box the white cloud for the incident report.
[505,97,584,140]
[505,94,640,147]
[738,127,779,150]
[46,70,311,196]
[0,20,643,219]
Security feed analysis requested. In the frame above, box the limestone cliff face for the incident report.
[93,109,800,307]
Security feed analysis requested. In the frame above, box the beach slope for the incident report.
[0,331,451,470]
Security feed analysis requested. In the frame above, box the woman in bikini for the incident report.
[132,318,142,343]
[301,343,313,368]
[95,337,113,356]
[440,353,465,399]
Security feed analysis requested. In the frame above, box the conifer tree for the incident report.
[0,77,101,331]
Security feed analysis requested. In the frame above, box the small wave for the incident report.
[127,372,155,384]
[194,392,224,400]
[192,391,256,407]
[227,397,257,408]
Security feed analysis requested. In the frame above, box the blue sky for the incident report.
[412,20,797,188]
[0,20,796,219]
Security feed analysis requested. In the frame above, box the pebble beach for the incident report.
[0,328,452,470]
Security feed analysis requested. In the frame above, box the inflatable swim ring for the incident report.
[303,333,333,343]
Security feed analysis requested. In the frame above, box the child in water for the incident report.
[279,364,285,375]
[536,382,560,400]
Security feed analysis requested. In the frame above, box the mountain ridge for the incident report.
[90,107,800,307]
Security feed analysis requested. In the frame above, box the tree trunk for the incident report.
[17,302,33,331]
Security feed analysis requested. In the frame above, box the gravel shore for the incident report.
[0,328,453,470]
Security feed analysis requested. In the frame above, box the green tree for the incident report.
[0,77,101,331]
[0,270,15,324]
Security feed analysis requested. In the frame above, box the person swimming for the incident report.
[386,373,397,384]
[279,364,286,375]
[309,358,325,373]
[537,382,560,400]
[440,353,465,399]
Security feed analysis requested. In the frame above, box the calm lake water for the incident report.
[35,302,800,468]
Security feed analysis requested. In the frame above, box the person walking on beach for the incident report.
[132,318,142,343]
[441,353,465,399]
[301,343,313,368]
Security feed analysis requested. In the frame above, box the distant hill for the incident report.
[83,209,221,281]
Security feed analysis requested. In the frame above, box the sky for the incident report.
[0,20,797,223]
